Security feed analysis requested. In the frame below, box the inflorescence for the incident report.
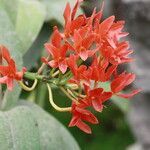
[0,0,141,134]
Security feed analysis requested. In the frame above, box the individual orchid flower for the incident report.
[69,102,98,134]
[111,72,141,98]
[0,45,26,90]
[85,87,112,112]
[63,0,85,37]
[42,27,68,74]
[101,41,133,65]
[67,27,98,61]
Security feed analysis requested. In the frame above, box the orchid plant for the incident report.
[0,0,141,134]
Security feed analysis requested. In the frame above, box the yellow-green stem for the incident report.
[74,91,86,98]
[67,89,77,99]
[38,55,51,74]
[47,84,71,112]
[51,70,59,77]
[60,86,78,103]
[19,79,38,91]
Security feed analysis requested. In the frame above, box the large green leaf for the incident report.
[1,0,46,54]
[0,0,45,109]
[0,3,22,67]
[39,0,83,24]
[0,100,80,150]
[15,0,45,52]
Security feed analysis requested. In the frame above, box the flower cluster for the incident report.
[42,0,140,133]
[0,45,26,90]
[0,0,141,134]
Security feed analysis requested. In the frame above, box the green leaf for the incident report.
[0,100,80,150]
[0,104,40,150]
[39,0,83,24]
[1,0,46,54]
[0,3,22,67]
[0,0,45,109]
[14,0,46,52]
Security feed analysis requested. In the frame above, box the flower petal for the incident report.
[76,119,92,134]
[92,99,103,112]
[101,92,112,102]
[0,76,7,84]
[79,51,88,61]
[100,16,115,35]
[59,61,68,74]
[116,89,142,99]
[71,0,83,20]
[51,27,62,48]
[89,88,103,97]
[0,66,9,76]
[63,2,71,24]
[1,45,11,63]
[69,116,79,127]
[111,73,135,93]
[48,60,58,68]
[44,43,59,58]
[6,78,13,91]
